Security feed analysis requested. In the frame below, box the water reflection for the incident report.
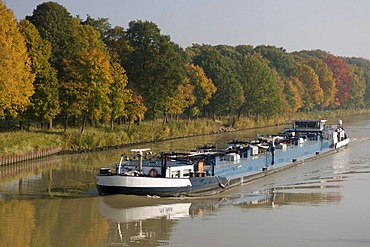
[0,155,97,200]
[97,186,342,246]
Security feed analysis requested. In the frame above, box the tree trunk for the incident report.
[163,112,168,125]
[27,119,30,132]
[49,119,53,130]
[63,118,67,132]
[81,115,87,134]
[237,108,242,120]
[110,120,114,132]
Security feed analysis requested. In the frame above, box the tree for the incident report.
[125,90,147,128]
[103,25,133,65]
[0,1,34,119]
[238,54,282,117]
[254,45,296,78]
[325,55,352,106]
[81,15,111,40]
[235,45,254,57]
[344,57,370,107]
[61,48,112,132]
[191,45,244,118]
[124,20,187,120]
[165,78,195,119]
[293,59,324,111]
[348,64,366,108]
[18,19,59,128]
[294,49,330,61]
[307,57,336,108]
[285,77,304,112]
[109,59,130,131]
[81,17,133,66]
[185,64,216,118]
[27,1,82,75]
[57,20,114,132]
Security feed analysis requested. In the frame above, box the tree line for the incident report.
[1,1,370,132]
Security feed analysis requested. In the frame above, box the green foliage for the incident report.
[81,15,111,40]
[255,45,296,77]
[124,20,187,119]
[18,20,60,127]
[191,45,244,116]
[109,59,130,127]
[348,64,366,108]
[344,57,370,107]
[239,54,282,116]
[27,2,82,73]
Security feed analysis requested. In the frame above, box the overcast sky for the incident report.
[5,0,370,59]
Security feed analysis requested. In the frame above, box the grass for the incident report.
[0,131,63,156]
[1,108,369,157]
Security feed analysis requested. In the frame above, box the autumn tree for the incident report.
[18,19,59,129]
[60,23,113,132]
[61,48,112,132]
[0,1,34,119]
[306,57,336,108]
[325,55,352,107]
[185,64,216,118]
[125,90,147,128]
[285,77,304,112]
[293,60,323,111]
[165,78,195,120]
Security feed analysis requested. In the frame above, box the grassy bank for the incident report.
[1,108,369,158]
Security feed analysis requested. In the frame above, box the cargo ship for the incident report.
[96,119,349,197]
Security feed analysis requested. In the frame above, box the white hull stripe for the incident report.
[97,176,192,188]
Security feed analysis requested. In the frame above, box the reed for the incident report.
[1,108,370,157]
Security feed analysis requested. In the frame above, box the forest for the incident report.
[1,1,370,134]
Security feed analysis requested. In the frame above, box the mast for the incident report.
[131,148,151,173]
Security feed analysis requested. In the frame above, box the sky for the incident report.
[5,0,370,59]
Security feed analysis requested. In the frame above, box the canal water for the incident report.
[1,115,370,247]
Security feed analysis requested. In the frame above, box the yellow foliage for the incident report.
[0,1,34,118]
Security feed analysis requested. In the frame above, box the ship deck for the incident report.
[216,139,334,180]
